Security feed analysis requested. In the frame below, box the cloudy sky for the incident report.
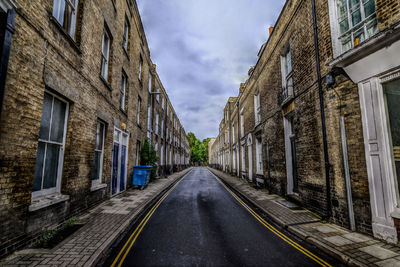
[137,1,285,140]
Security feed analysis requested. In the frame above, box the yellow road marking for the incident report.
[111,170,192,267]
[210,171,332,267]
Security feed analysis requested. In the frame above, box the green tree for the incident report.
[187,133,212,165]
[140,139,158,179]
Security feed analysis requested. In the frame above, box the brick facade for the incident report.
[210,0,400,242]
[0,0,189,258]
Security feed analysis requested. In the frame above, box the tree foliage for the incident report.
[140,139,158,179]
[187,132,211,165]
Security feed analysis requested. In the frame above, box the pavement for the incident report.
[105,167,339,267]
[0,167,193,267]
[208,167,400,267]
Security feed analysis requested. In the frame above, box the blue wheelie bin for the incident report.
[133,166,152,189]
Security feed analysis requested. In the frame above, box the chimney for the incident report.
[269,26,274,36]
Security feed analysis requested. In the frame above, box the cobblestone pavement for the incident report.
[208,167,400,267]
[0,168,193,267]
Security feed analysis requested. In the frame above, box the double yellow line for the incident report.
[111,173,188,267]
[212,172,332,267]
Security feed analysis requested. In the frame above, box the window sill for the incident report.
[49,16,82,55]
[29,193,70,212]
[100,75,112,90]
[90,183,107,192]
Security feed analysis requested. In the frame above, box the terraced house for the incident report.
[210,0,400,243]
[0,0,189,258]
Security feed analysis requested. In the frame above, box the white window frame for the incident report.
[101,29,110,81]
[135,140,140,165]
[254,92,261,125]
[52,0,78,39]
[232,122,235,144]
[139,55,143,81]
[155,112,159,135]
[256,137,263,175]
[137,97,141,125]
[120,73,127,111]
[328,0,378,57]
[32,91,69,199]
[123,18,129,51]
[92,120,105,187]
[280,47,293,102]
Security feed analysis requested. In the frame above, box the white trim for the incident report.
[358,75,398,243]
[91,120,106,188]
[110,127,129,196]
[32,91,69,199]
[0,0,16,11]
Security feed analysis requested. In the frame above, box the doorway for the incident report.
[111,128,129,195]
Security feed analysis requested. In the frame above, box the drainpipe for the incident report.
[311,0,332,219]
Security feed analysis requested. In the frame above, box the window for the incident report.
[156,89,160,102]
[92,121,105,184]
[336,0,377,53]
[280,47,293,101]
[232,123,235,143]
[123,18,130,51]
[137,97,141,125]
[256,137,263,174]
[147,105,152,137]
[52,0,78,39]
[155,112,159,135]
[240,108,244,138]
[254,93,261,125]
[138,55,143,81]
[167,104,169,115]
[135,140,141,165]
[120,73,127,111]
[161,96,165,110]
[101,29,111,82]
[33,92,68,197]
[161,119,164,137]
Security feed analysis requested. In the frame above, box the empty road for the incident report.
[106,167,340,267]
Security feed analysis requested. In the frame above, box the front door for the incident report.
[111,128,129,195]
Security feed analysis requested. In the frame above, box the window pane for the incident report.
[43,144,60,189]
[52,0,65,25]
[39,93,53,141]
[341,34,352,52]
[339,19,349,34]
[50,97,66,143]
[349,0,360,11]
[353,27,365,46]
[337,0,348,20]
[33,142,46,191]
[363,0,376,17]
[366,19,378,38]
[92,151,101,180]
[351,9,362,26]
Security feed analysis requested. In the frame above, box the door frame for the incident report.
[358,68,400,243]
[111,127,129,196]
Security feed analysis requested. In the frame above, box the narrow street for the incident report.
[105,168,340,267]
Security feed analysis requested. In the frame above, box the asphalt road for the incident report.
[106,167,341,267]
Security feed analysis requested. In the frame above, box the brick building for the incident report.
[0,0,188,258]
[210,0,400,243]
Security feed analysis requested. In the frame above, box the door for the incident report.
[290,134,298,192]
[111,128,129,195]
